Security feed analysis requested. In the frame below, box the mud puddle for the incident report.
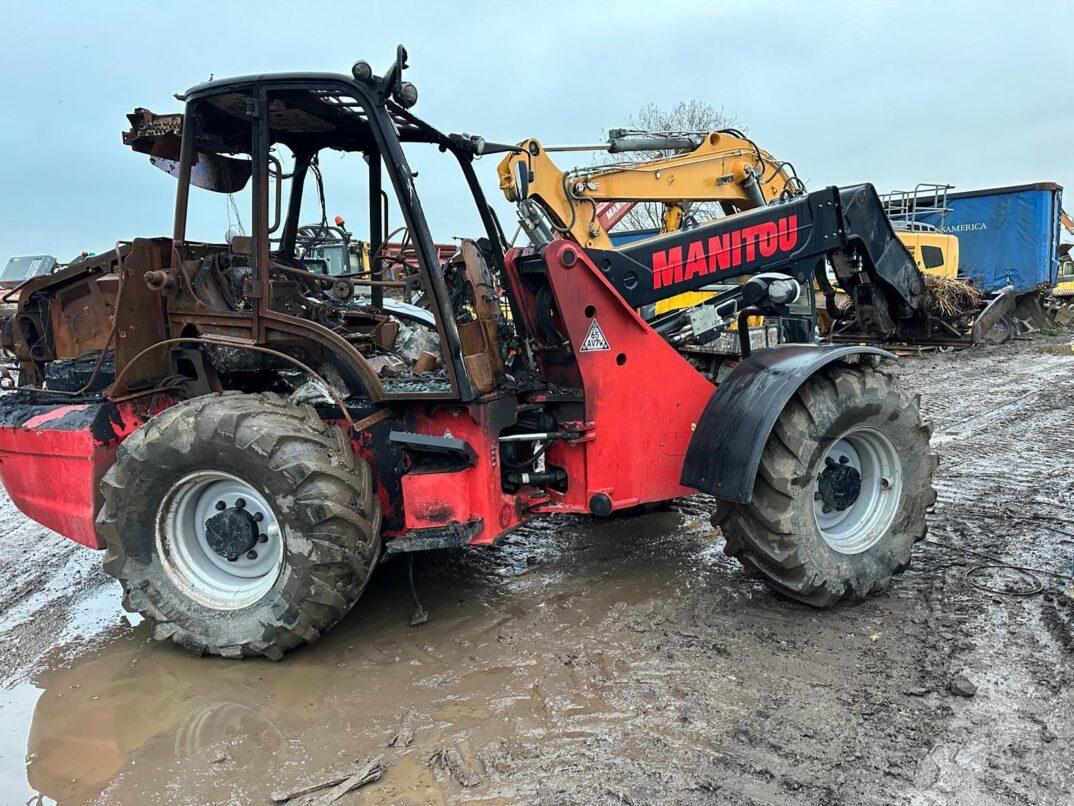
[0,336,1072,804]
[3,508,726,804]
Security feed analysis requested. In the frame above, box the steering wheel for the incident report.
[370,226,419,272]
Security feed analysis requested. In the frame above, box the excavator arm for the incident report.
[497,130,802,250]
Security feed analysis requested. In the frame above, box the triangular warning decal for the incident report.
[580,319,610,352]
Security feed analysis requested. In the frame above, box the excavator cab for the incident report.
[295,223,369,277]
[881,184,960,280]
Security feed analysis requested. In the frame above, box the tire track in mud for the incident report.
[890,342,1074,806]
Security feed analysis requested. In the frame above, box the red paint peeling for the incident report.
[23,405,89,429]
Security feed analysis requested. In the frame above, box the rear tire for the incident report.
[715,363,937,607]
[98,392,380,659]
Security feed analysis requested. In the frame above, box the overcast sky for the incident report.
[0,0,1070,261]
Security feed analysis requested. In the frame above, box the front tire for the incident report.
[98,392,380,659]
[715,363,937,607]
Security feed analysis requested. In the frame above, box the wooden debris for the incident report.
[429,745,483,787]
[922,274,983,316]
[387,707,420,748]
[271,755,387,804]
[271,775,349,804]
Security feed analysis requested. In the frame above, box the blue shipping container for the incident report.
[609,228,659,247]
[916,182,1064,294]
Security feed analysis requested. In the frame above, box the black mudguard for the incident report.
[680,344,894,503]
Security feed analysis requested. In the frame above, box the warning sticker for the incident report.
[580,319,610,352]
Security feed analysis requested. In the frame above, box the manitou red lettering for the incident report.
[650,214,799,290]
[778,215,798,251]
[684,240,708,280]
[652,246,684,289]
[709,233,732,271]
[759,221,779,257]
[742,225,758,262]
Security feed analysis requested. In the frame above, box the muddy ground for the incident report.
[0,336,1072,805]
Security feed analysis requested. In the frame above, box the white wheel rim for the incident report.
[813,427,902,554]
[156,471,285,610]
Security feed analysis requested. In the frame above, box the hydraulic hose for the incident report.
[814,262,842,320]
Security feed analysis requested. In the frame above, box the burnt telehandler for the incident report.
[0,50,936,660]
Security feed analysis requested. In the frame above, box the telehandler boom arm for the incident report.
[583,183,939,339]
[497,129,1013,346]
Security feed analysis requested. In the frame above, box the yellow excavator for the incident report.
[497,129,799,249]
[880,184,960,283]
[497,129,962,321]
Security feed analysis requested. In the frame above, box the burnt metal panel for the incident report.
[383,518,483,554]
[111,238,172,393]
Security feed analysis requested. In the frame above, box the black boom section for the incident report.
[582,184,934,342]
[583,188,844,309]
[833,184,933,337]
[837,184,929,306]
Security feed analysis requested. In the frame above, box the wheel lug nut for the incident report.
[235,498,246,509]
[825,457,835,466]
[254,512,264,522]
[258,534,268,543]
[227,556,237,562]
[822,505,832,514]
[246,550,257,560]
[215,500,227,511]
[814,492,822,501]
[839,455,849,464]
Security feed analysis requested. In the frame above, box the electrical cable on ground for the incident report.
[964,564,1043,597]
[924,537,1069,597]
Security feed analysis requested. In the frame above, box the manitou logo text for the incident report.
[651,215,799,290]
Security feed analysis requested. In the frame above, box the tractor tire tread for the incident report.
[97,392,380,660]
[715,362,936,608]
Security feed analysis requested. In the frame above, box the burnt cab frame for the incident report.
[171,71,508,403]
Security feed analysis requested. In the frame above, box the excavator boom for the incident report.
[498,131,801,250]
